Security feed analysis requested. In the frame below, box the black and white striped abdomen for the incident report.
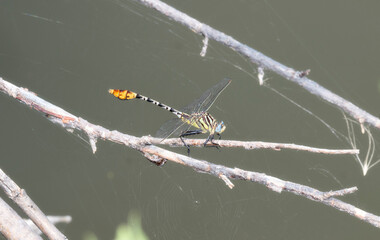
[135,94,182,118]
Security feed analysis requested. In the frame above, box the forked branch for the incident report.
[1,77,379,228]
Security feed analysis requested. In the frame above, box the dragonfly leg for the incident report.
[180,130,203,155]
[203,134,220,150]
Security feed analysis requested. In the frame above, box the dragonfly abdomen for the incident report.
[109,89,182,118]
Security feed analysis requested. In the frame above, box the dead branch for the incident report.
[1,78,379,228]
[135,0,380,131]
[0,168,68,240]
[143,136,359,155]
[0,196,42,240]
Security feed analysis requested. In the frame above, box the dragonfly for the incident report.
[109,78,231,154]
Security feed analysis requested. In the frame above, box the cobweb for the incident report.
[8,0,380,239]
[105,1,380,238]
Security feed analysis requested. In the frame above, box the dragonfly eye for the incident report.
[215,121,226,133]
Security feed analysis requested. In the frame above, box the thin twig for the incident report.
[200,34,209,57]
[24,216,72,236]
[322,187,358,200]
[0,168,68,240]
[1,77,379,228]
[142,136,359,155]
[135,0,380,130]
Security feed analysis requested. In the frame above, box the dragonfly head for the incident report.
[215,121,226,134]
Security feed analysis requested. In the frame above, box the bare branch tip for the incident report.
[200,35,209,57]
[322,186,358,199]
[89,137,97,154]
[258,67,265,85]
[219,174,234,189]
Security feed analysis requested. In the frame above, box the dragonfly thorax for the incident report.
[180,112,225,135]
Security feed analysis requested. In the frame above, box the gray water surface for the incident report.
[1,1,380,239]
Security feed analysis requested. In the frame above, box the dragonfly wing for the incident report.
[156,118,189,139]
[180,78,231,114]
[156,78,231,140]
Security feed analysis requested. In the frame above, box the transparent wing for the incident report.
[181,78,231,114]
[155,118,189,139]
[156,78,231,139]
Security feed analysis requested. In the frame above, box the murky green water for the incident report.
[1,0,380,239]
